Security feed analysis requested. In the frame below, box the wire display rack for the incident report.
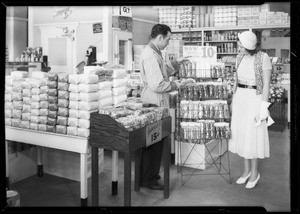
[175,66,233,186]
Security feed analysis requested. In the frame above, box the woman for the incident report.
[228,31,274,189]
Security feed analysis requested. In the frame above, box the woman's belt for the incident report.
[238,83,257,89]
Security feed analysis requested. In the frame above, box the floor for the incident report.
[9,127,290,211]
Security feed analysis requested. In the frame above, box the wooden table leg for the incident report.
[37,146,43,177]
[134,149,141,192]
[163,135,170,199]
[91,147,99,206]
[124,152,131,206]
[112,151,119,195]
[5,140,9,189]
[80,153,88,207]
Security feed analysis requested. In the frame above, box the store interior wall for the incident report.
[6,6,28,61]
[132,6,159,45]
[31,6,104,70]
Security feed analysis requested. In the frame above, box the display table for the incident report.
[89,112,172,206]
[5,126,90,206]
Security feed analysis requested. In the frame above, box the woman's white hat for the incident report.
[238,31,257,50]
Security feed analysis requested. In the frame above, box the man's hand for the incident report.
[173,80,181,89]
[180,78,195,85]
[176,56,192,64]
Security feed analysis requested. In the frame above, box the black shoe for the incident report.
[147,183,164,190]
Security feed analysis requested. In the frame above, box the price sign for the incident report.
[146,121,162,147]
[120,6,132,17]
[183,46,217,64]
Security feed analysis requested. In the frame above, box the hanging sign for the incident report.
[183,46,217,64]
[120,6,132,17]
[146,121,162,147]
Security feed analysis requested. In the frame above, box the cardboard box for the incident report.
[274,14,281,20]
[176,140,227,170]
[274,19,282,25]
[251,19,259,26]
[251,6,260,16]
[237,6,245,16]
[267,19,275,25]
[259,20,267,25]
[261,3,270,13]
[244,6,252,16]
[259,12,267,18]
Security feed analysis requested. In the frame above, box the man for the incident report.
[139,24,190,190]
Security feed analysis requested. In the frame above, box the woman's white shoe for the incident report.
[236,172,251,184]
[245,173,260,189]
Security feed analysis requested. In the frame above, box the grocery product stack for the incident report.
[46,73,60,133]
[5,72,28,127]
[56,73,70,135]
[30,72,49,131]
[158,6,195,29]
[98,80,113,108]
[237,4,290,27]
[77,74,100,138]
[213,6,237,27]
[111,69,128,107]
[68,74,99,137]
[98,106,170,131]
[177,65,231,144]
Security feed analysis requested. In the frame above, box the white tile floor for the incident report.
[9,128,291,211]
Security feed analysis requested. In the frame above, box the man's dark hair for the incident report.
[150,24,171,39]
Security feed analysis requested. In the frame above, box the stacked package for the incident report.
[46,73,59,133]
[68,74,99,137]
[28,72,48,131]
[5,76,14,126]
[213,6,237,27]
[56,73,70,135]
[111,69,128,107]
[98,106,170,131]
[5,72,29,127]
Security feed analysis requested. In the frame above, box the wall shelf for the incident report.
[172,25,290,33]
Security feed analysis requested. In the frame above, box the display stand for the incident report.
[175,73,232,185]
[177,138,232,185]
[89,112,171,206]
[5,126,90,206]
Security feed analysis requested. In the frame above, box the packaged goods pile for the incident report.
[99,107,170,131]
[111,69,128,106]
[158,4,289,29]
[5,71,112,138]
[98,105,170,131]
[179,82,229,101]
[180,121,231,143]
[179,61,226,79]
[177,65,232,144]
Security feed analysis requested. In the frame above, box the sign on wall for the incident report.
[93,23,102,34]
[183,46,217,64]
[120,6,132,17]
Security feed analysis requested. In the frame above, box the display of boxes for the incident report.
[251,19,259,26]
[261,3,270,13]
[251,6,260,16]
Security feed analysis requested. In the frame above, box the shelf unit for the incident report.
[172,25,290,58]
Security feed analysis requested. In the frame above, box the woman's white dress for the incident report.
[228,53,272,159]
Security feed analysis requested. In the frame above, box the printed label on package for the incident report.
[146,121,162,147]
